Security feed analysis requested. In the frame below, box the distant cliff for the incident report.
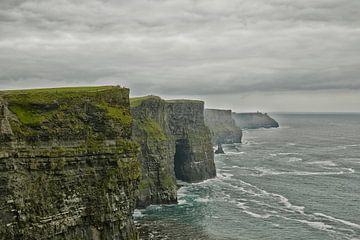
[131,96,215,208]
[232,112,279,129]
[204,109,242,144]
[0,87,140,240]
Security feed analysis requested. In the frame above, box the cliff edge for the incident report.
[204,109,242,144]
[0,86,140,240]
[131,96,216,207]
[232,112,279,129]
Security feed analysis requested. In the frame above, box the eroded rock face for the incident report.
[232,112,279,129]
[204,109,242,144]
[131,96,177,208]
[0,87,140,240]
[166,100,215,183]
[131,97,216,207]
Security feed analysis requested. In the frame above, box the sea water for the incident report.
[135,113,360,240]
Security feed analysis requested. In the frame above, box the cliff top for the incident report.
[165,99,203,104]
[0,86,132,144]
[130,95,161,108]
[233,112,268,116]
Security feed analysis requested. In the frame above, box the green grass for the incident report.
[0,86,116,94]
[138,118,167,142]
[130,95,161,108]
[1,86,132,142]
[8,105,56,125]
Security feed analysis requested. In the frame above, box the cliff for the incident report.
[166,100,216,183]
[131,96,177,208]
[232,112,279,129]
[131,96,215,207]
[204,109,242,144]
[0,86,140,240]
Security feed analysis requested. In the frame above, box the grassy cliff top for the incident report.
[165,99,203,104]
[130,95,162,108]
[1,86,132,143]
[0,86,116,94]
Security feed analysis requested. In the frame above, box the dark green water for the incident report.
[135,114,360,240]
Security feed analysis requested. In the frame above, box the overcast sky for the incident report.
[1,0,359,112]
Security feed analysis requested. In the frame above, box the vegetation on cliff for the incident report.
[0,86,141,240]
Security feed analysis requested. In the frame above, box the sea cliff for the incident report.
[131,96,216,207]
[0,87,218,239]
[232,112,279,129]
[204,109,242,144]
[0,87,140,240]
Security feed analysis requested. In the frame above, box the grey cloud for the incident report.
[0,0,359,111]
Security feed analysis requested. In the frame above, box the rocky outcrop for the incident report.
[0,87,140,240]
[131,96,177,208]
[232,112,279,129]
[166,100,215,183]
[215,144,225,154]
[204,109,242,144]
[131,96,215,207]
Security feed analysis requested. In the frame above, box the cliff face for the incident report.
[0,87,140,240]
[131,97,216,207]
[166,100,216,183]
[232,112,279,129]
[131,96,177,208]
[204,109,242,144]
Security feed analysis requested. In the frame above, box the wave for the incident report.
[288,157,303,162]
[133,209,145,218]
[314,213,360,230]
[252,167,355,176]
[226,151,246,155]
[194,197,211,203]
[243,210,271,219]
[306,160,338,167]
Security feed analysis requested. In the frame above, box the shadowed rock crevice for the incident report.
[131,96,215,208]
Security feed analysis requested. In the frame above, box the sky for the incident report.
[0,0,360,112]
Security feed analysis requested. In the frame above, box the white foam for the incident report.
[227,151,245,155]
[236,202,248,210]
[286,143,297,146]
[314,213,360,230]
[194,197,211,203]
[297,219,333,231]
[253,167,354,177]
[243,210,271,219]
[306,161,338,167]
[133,209,144,218]
[178,199,187,205]
[288,157,303,162]
[272,193,305,214]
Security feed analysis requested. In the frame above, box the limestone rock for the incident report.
[232,112,279,129]
[0,86,140,240]
[131,97,216,207]
[204,109,242,144]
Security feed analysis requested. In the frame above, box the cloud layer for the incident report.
[1,0,359,111]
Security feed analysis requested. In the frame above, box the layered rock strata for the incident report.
[131,96,177,208]
[232,112,279,129]
[204,109,242,144]
[0,86,140,240]
[131,96,216,207]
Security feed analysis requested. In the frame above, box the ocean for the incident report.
[135,113,360,240]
